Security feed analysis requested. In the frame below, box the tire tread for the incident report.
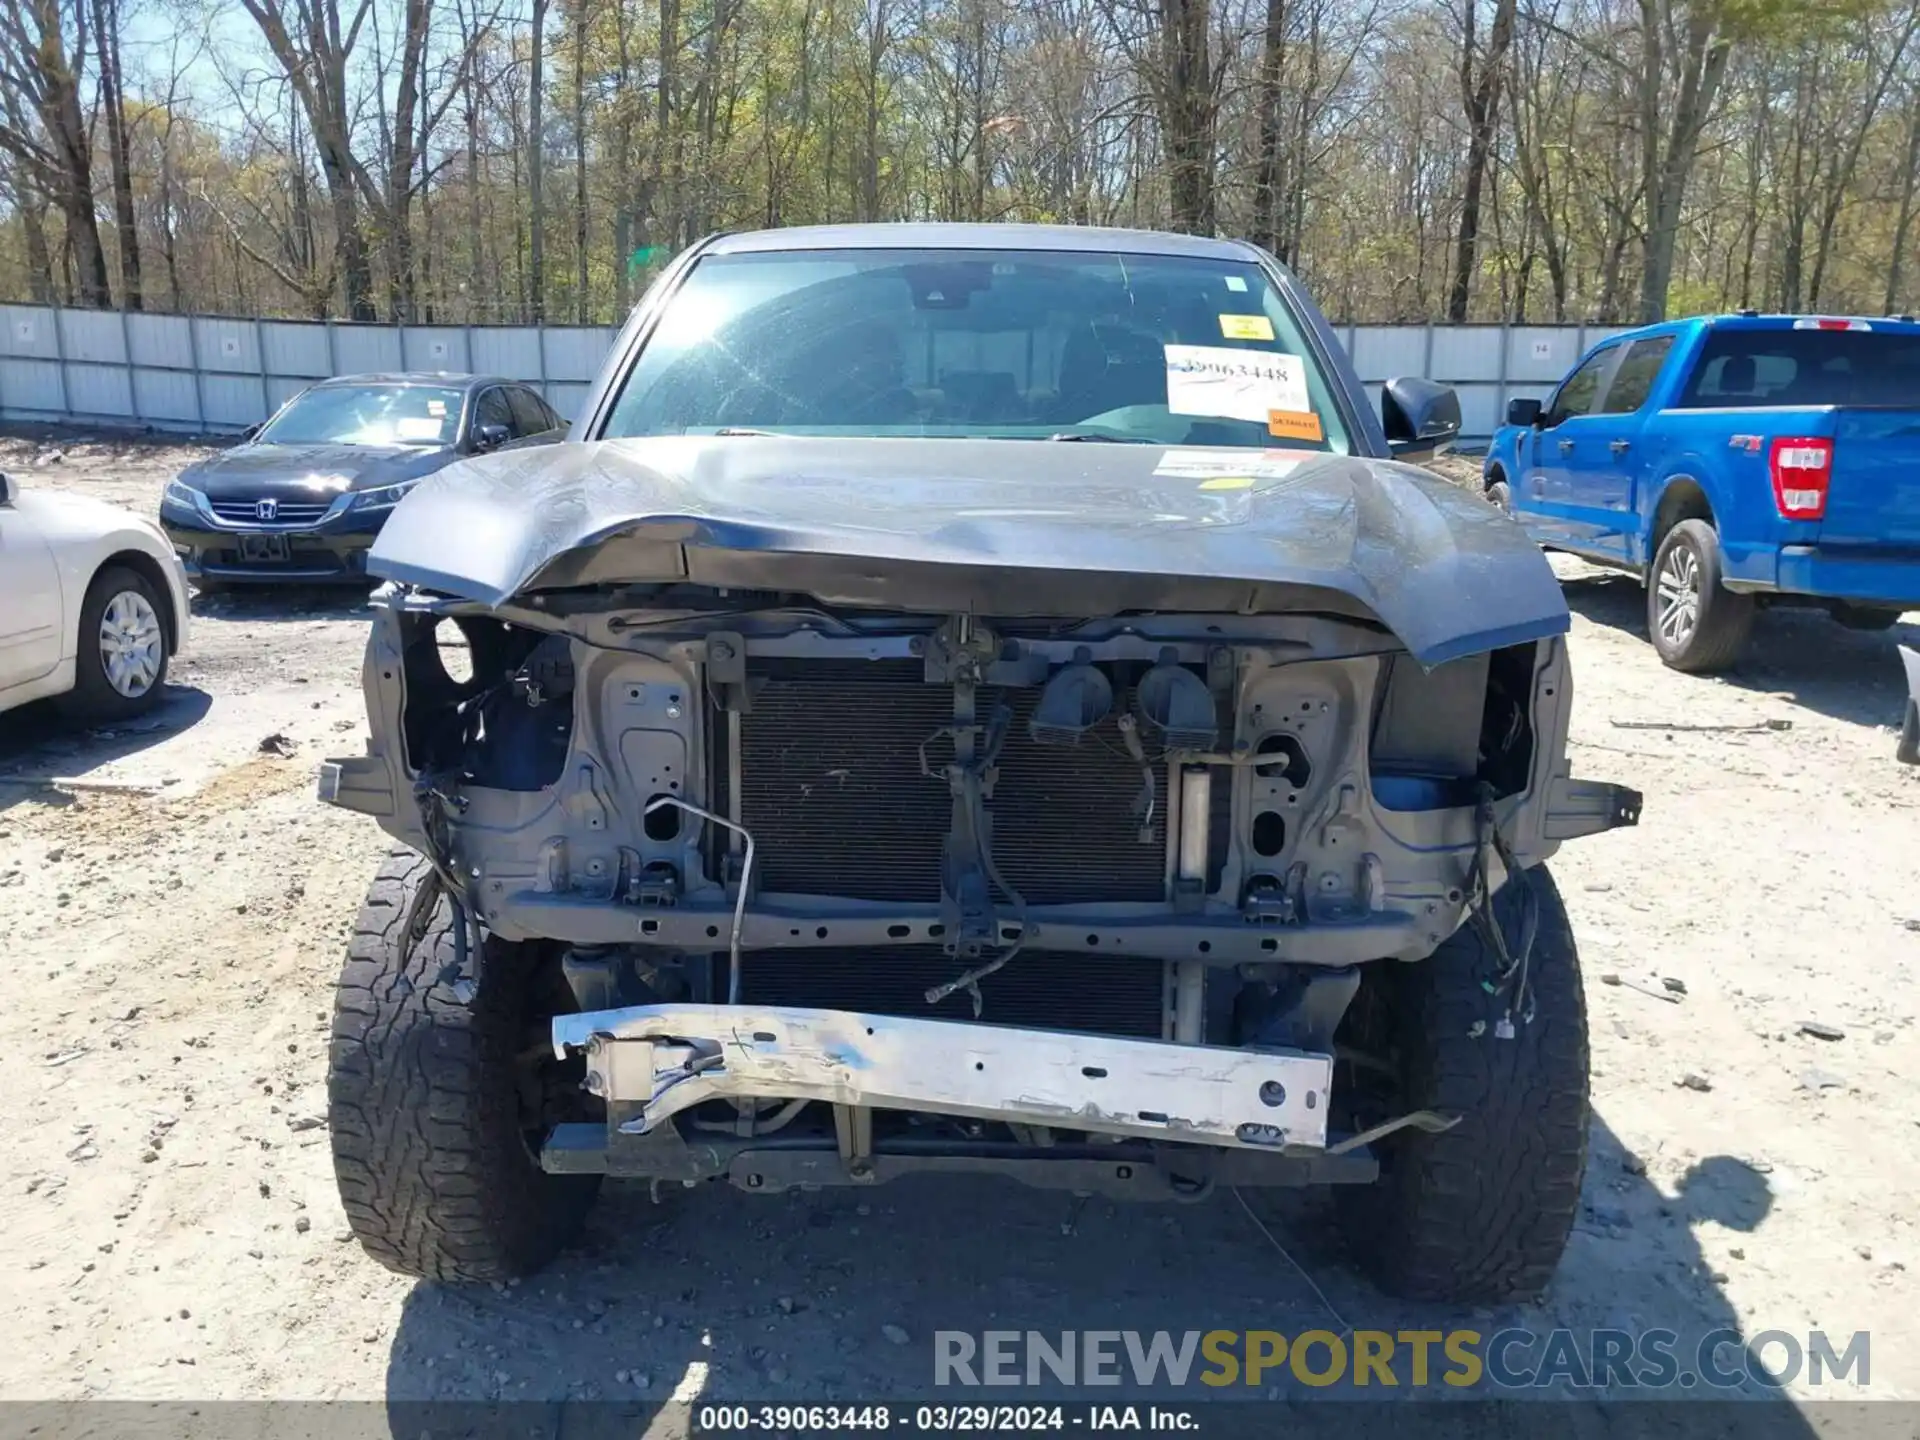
[327,848,599,1282]
[1342,865,1589,1303]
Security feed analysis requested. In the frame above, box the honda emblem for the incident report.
[255,498,279,521]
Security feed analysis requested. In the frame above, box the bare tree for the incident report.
[233,0,379,317]
[1157,0,1214,231]
[573,0,589,321]
[1445,0,1517,321]
[0,151,57,302]
[90,0,144,308]
[1507,0,1583,319]
[1888,75,1920,310]
[1807,4,1918,305]
[1635,0,1738,321]
[857,0,896,219]
[0,0,115,306]
[529,0,549,320]
[1251,0,1294,255]
[655,0,681,245]
[381,0,438,320]
[3,0,1920,326]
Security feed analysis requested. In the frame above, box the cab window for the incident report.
[1594,337,1673,414]
[1544,346,1617,425]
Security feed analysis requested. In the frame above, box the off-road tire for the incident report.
[1338,864,1589,1303]
[328,848,601,1281]
[57,565,169,722]
[1647,519,1754,673]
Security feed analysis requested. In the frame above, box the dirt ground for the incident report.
[2,429,1916,1419]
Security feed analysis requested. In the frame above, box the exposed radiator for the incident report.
[989,685,1168,904]
[737,660,1168,905]
[739,945,1165,1037]
[737,661,949,902]
[725,658,1176,1038]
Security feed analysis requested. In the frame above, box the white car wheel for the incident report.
[57,565,172,721]
[98,589,166,698]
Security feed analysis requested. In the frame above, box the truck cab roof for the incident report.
[1600,313,1920,348]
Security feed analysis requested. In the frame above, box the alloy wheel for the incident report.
[1655,544,1701,650]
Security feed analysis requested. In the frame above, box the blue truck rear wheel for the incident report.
[1648,520,1755,672]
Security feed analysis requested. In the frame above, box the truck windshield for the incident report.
[1678,328,1920,409]
[601,248,1352,452]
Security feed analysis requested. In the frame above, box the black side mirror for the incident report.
[474,422,511,451]
[1382,376,1462,459]
[0,470,15,506]
[1506,397,1544,428]
[239,423,262,443]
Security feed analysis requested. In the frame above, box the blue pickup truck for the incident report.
[1484,313,1920,672]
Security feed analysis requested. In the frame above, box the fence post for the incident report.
[1495,321,1511,435]
[183,313,207,431]
[120,306,140,426]
[49,298,72,419]
[253,317,271,422]
[325,318,339,380]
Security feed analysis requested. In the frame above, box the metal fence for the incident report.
[0,302,1631,443]
[0,304,620,436]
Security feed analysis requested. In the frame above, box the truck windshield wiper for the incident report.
[711,427,786,437]
[1045,431,1154,443]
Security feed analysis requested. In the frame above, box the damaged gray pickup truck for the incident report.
[320,224,1640,1303]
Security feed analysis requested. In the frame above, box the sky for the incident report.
[125,0,266,134]
[120,0,488,153]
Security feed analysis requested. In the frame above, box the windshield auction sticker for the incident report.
[1267,408,1324,442]
[1217,313,1275,341]
[1153,448,1305,483]
[1164,345,1309,423]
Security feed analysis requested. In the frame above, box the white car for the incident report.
[0,469,191,721]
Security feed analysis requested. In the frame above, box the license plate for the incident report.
[239,533,289,562]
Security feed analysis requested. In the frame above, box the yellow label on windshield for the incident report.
[1198,475,1256,491]
[1219,314,1275,342]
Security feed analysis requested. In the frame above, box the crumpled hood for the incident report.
[368,436,1569,666]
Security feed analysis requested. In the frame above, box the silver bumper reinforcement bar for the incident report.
[551,1004,1334,1150]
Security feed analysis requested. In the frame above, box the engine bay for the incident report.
[317,589,1618,1059]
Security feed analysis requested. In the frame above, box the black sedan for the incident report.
[160,373,565,587]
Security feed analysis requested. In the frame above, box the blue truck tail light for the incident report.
[1769,437,1833,520]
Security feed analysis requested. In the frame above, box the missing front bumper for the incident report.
[550,1003,1333,1150]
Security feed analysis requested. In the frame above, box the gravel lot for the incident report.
[2,430,1916,1421]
